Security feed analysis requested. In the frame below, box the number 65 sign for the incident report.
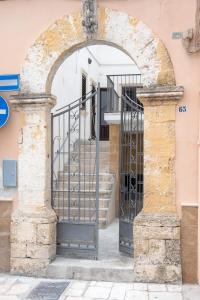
[178,106,187,112]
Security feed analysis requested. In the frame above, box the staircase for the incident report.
[53,141,116,228]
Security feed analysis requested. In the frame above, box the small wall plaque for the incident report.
[172,32,183,39]
[3,160,17,188]
[178,106,187,112]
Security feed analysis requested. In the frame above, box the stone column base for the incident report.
[133,213,182,284]
[10,207,57,277]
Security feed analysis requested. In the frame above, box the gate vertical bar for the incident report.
[68,106,71,221]
[62,114,65,220]
[78,99,81,221]
[58,116,61,217]
[135,92,139,216]
[119,85,124,253]
[51,113,54,207]
[95,83,100,259]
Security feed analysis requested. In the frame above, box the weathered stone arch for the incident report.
[21,7,175,94]
[10,6,184,283]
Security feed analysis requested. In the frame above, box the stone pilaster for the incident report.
[9,94,57,276]
[133,86,184,283]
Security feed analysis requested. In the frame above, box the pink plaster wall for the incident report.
[0,0,200,281]
[100,0,200,210]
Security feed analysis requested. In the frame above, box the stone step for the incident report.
[62,164,110,173]
[53,140,114,231]
[74,141,110,152]
[54,207,108,219]
[46,220,134,281]
[77,140,110,145]
[63,162,110,174]
[52,190,112,198]
[63,158,110,168]
[77,146,110,153]
[66,151,110,159]
[58,173,114,182]
[56,217,107,228]
[46,257,134,282]
[53,198,110,208]
[67,156,110,162]
[54,181,113,190]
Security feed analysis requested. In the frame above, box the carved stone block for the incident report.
[133,212,182,283]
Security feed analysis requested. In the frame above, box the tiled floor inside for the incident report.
[0,273,200,300]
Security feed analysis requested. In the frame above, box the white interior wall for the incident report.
[51,45,140,110]
[51,45,140,144]
[52,47,100,111]
[51,45,140,176]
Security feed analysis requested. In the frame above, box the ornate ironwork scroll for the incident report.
[82,0,98,39]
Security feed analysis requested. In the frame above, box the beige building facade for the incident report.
[0,0,200,284]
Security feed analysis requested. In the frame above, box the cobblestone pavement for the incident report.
[0,273,200,300]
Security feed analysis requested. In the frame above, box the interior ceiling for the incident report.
[87,45,135,65]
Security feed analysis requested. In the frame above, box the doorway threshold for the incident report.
[46,219,134,282]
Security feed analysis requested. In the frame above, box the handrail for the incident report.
[121,95,143,113]
[53,90,97,118]
[56,89,94,112]
[52,89,98,164]
[107,73,141,77]
[124,93,144,110]
[107,74,142,87]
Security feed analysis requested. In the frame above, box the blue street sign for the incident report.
[0,96,9,128]
[0,74,20,91]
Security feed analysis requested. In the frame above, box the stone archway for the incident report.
[9,7,184,282]
[20,7,175,93]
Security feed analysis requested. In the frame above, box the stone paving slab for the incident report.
[183,284,200,300]
[149,292,182,300]
[0,273,199,300]
[27,281,70,300]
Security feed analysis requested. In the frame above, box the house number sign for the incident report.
[178,106,187,112]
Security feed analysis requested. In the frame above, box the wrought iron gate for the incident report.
[51,85,100,259]
[120,91,144,255]
[107,75,144,256]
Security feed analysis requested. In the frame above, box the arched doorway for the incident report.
[50,43,143,261]
[10,7,184,283]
